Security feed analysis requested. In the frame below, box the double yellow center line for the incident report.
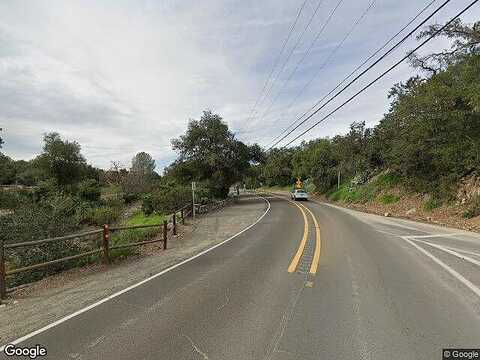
[287,200,321,275]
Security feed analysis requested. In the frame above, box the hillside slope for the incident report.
[323,173,480,233]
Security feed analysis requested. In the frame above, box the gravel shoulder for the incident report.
[0,193,267,345]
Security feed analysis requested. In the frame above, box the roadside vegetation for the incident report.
[2,19,479,286]
[1,111,263,287]
[254,19,480,222]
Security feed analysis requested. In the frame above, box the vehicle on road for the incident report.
[291,189,309,201]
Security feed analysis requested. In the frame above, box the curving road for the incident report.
[1,193,480,359]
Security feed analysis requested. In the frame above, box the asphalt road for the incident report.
[1,193,480,359]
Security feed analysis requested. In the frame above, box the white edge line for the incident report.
[442,246,480,258]
[412,239,480,267]
[0,194,271,351]
[405,233,465,239]
[401,236,480,299]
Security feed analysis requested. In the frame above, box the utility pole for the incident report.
[337,169,341,189]
[192,181,196,219]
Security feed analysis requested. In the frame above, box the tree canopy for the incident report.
[37,133,87,186]
[170,110,260,197]
[131,152,156,176]
[259,19,480,198]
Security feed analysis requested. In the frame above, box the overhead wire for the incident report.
[280,0,478,148]
[266,0,380,147]
[244,0,309,125]
[267,0,454,150]
[258,0,346,123]
[250,0,326,124]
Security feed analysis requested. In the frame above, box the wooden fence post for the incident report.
[181,209,185,225]
[172,212,177,236]
[0,240,6,301]
[163,220,168,250]
[102,224,110,264]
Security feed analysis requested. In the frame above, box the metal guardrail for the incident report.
[0,203,195,300]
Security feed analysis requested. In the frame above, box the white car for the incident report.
[291,189,309,201]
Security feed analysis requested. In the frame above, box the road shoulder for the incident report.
[0,194,267,345]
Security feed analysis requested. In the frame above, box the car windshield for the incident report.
[296,190,306,193]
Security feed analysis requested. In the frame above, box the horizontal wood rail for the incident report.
[0,198,231,301]
[5,229,103,249]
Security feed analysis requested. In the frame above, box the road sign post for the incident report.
[192,182,196,219]
[172,212,177,236]
[163,220,168,249]
[102,224,110,264]
[0,240,6,300]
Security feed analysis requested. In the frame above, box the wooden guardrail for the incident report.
[0,203,194,300]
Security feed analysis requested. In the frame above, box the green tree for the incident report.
[77,179,101,202]
[261,148,294,187]
[38,133,86,186]
[0,154,16,184]
[171,110,255,198]
[333,121,372,180]
[290,139,338,192]
[377,54,480,193]
[131,152,156,176]
[409,19,480,75]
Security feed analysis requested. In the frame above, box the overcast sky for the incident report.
[0,0,478,171]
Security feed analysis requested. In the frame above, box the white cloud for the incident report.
[0,0,478,169]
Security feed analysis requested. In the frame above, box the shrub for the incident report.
[0,196,87,286]
[312,167,337,194]
[147,184,191,213]
[423,198,442,211]
[77,179,101,202]
[141,194,154,215]
[123,192,139,204]
[101,195,124,209]
[463,196,480,219]
[329,184,350,201]
[374,172,401,188]
[378,194,400,205]
[86,206,121,226]
[32,179,59,201]
[329,183,376,203]
[0,189,32,209]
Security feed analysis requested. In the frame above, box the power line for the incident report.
[266,0,380,148]
[252,0,326,122]
[244,0,309,124]
[267,0,452,150]
[282,0,478,148]
[259,0,346,122]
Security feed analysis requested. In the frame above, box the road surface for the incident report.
[1,193,480,359]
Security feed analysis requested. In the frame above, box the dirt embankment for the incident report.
[316,176,480,233]
[265,176,480,233]
[319,193,480,233]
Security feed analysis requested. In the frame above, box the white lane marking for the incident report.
[405,233,464,239]
[375,230,404,237]
[443,246,480,258]
[401,236,480,299]
[321,202,479,239]
[0,195,271,352]
[412,239,480,268]
[264,285,304,360]
[182,334,210,360]
[87,335,106,349]
[216,292,230,311]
